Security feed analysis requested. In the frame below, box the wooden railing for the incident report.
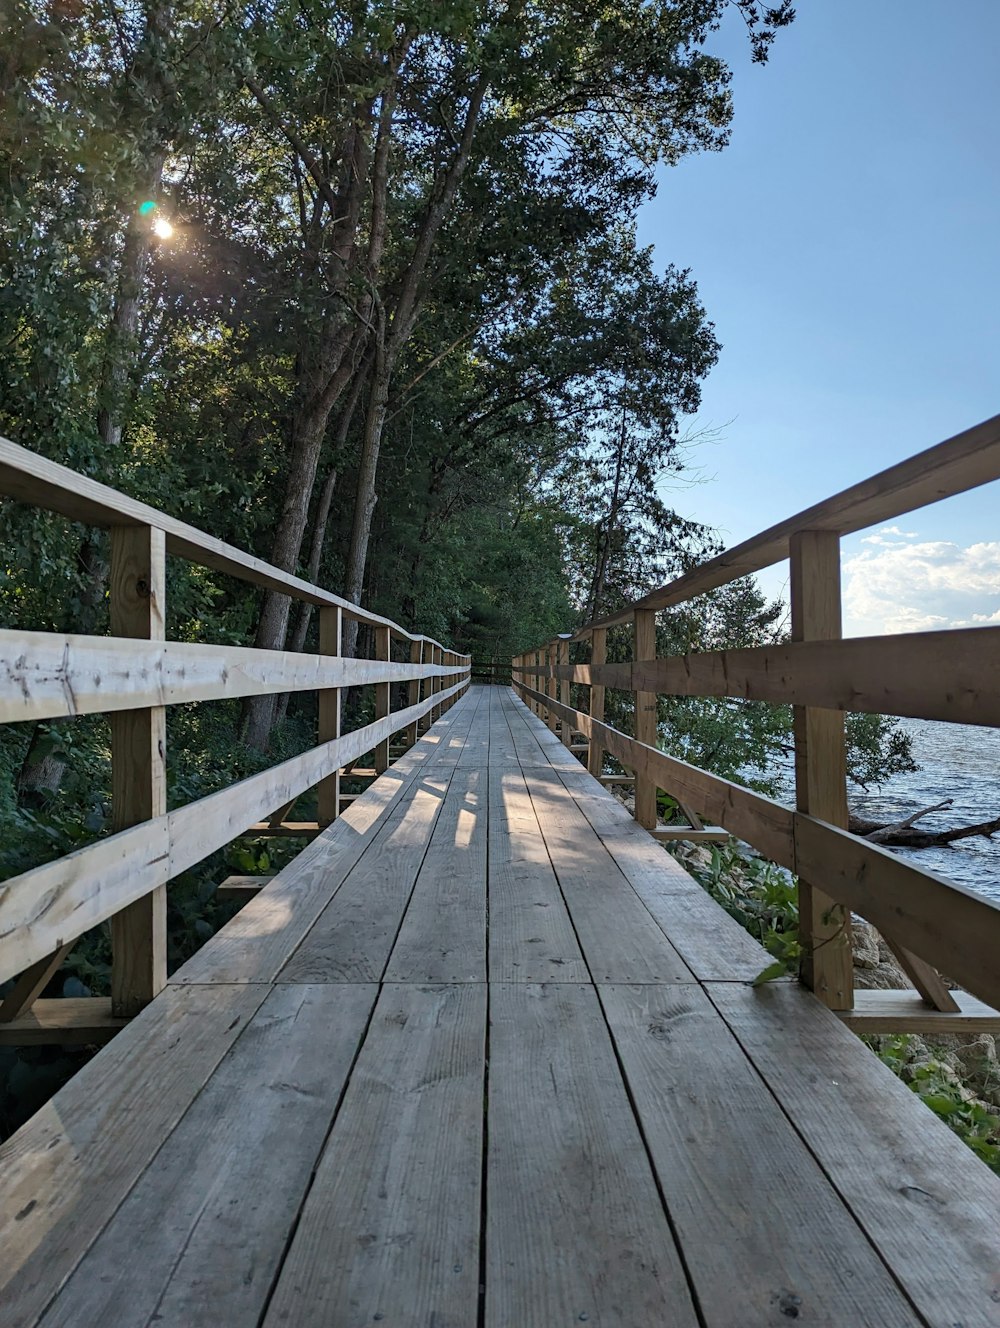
[513,412,1000,1017]
[0,438,470,1028]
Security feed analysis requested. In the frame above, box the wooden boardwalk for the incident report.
[2,686,999,1328]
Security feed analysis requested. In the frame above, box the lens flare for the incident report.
[153,218,174,239]
[138,200,156,216]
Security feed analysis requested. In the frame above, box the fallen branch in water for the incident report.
[848,799,1000,847]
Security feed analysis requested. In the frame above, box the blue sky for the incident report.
[639,0,1000,636]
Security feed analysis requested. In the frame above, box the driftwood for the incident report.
[848,799,1000,848]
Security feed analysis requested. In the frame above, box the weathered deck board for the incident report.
[601,983,922,1327]
[3,686,1000,1328]
[708,981,1000,1328]
[487,764,589,982]
[38,984,376,1328]
[384,765,488,983]
[262,983,486,1328]
[486,982,700,1328]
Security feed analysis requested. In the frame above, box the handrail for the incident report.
[0,440,471,1020]
[513,411,1000,1017]
[573,410,1000,635]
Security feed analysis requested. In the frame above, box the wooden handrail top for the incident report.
[0,437,469,655]
[573,411,1000,636]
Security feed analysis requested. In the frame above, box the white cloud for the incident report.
[878,525,917,537]
[842,535,1000,636]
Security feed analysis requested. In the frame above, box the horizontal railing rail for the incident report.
[0,438,471,1025]
[513,411,1000,1018]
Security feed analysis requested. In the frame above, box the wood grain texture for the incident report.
[549,762,775,982]
[0,982,267,1328]
[276,774,452,983]
[0,629,467,723]
[38,984,377,1328]
[487,764,588,982]
[263,983,486,1328]
[837,988,1000,1032]
[521,764,695,983]
[384,766,488,983]
[790,530,853,1009]
[586,626,607,776]
[486,982,699,1328]
[601,983,921,1327]
[794,814,1000,1011]
[632,608,658,830]
[316,605,341,825]
[374,623,392,774]
[109,524,168,1015]
[0,679,469,983]
[709,981,1000,1328]
[0,997,129,1045]
[516,682,796,866]
[171,695,479,985]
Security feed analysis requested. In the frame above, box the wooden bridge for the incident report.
[1,417,1000,1326]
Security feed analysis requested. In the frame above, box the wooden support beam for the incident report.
[110,524,167,1018]
[633,609,658,832]
[651,827,730,844]
[374,624,391,774]
[0,997,130,1046]
[216,875,274,905]
[405,638,422,747]
[790,530,853,1011]
[0,944,74,1023]
[243,822,323,838]
[586,628,607,778]
[558,639,572,748]
[545,641,559,733]
[317,606,341,827]
[883,940,960,1013]
[836,989,1000,1033]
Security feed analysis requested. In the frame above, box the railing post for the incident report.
[633,609,658,832]
[405,639,422,746]
[374,625,391,773]
[432,644,443,722]
[558,637,572,748]
[545,640,559,733]
[790,530,854,1010]
[317,605,341,827]
[110,523,167,1017]
[534,647,542,717]
[587,627,607,778]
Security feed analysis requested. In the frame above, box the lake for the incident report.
[849,717,1000,903]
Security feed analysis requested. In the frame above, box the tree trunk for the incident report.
[849,800,1000,847]
[341,331,389,660]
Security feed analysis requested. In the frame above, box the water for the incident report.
[849,718,1000,902]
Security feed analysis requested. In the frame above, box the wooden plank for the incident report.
[793,814,1000,1013]
[708,981,1000,1328]
[574,410,1000,633]
[0,997,129,1045]
[39,984,377,1328]
[558,637,572,748]
[0,679,469,984]
[517,682,796,867]
[384,767,488,982]
[521,765,695,983]
[215,874,273,904]
[0,435,452,644]
[0,630,462,724]
[549,762,778,982]
[602,983,922,1326]
[486,983,699,1328]
[170,700,479,985]
[881,939,960,1013]
[633,608,658,830]
[262,983,485,1328]
[316,605,341,825]
[242,820,321,838]
[624,627,1000,727]
[791,529,853,1009]
[487,765,589,983]
[374,624,391,774]
[585,626,607,777]
[651,826,729,843]
[109,523,167,1017]
[0,982,268,1328]
[405,637,422,747]
[837,988,1000,1032]
[0,944,74,1022]
[276,774,452,983]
